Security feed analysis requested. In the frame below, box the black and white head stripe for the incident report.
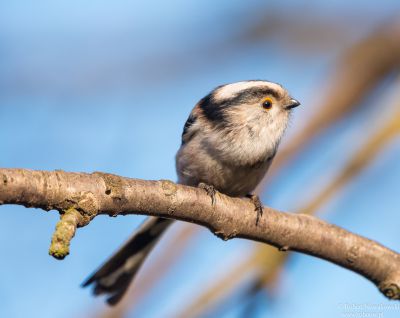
[214,80,283,102]
[199,81,284,123]
[181,112,197,145]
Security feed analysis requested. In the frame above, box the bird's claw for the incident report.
[198,183,217,206]
[247,194,263,225]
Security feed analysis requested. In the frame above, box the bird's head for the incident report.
[199,80,300,132]
[194,80,300,164]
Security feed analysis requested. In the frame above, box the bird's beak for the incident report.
[285,98,301,110]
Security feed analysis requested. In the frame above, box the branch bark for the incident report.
[0,168,399,300]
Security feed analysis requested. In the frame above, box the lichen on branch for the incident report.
[49,207,82,259]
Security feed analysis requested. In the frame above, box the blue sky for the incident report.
[1,1,400,317]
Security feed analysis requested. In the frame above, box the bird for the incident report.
[82,80,300,305]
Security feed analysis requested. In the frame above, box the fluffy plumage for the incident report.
[83,80,300,305]
[177,80,298,196]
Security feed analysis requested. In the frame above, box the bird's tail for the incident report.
[82,217,173,305]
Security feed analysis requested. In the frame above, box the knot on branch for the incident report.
[2,173,8,186]
[379,281,400,300]
[346,245,360,264]
[59,191,99,226]
[160,180,177,196]
[160,180,178,215]
[214,229,238,241]
[75,191,99,226]
[94,172,128,215]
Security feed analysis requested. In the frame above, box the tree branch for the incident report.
[1,168,399,300]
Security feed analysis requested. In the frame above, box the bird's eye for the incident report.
[262,97,273,110]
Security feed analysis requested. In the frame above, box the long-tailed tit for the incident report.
[83,80,300,304]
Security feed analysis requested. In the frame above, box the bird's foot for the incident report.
[198,183,217,206]
[247,194,263,225]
